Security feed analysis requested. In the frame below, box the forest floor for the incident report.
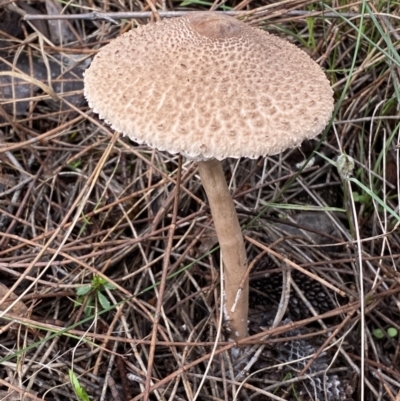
[0,0,400,400]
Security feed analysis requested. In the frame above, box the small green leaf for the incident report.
[76,285,92,296]
[74,297,84,307]
[69,369,79,389]
[69,370,90,401]
[180,0,212,6]
[372,328,384,339]
[84,297,94,317]
[352,191,370,204]
[92,276,107,286]
[387,327,398,338]
[97,291,111,310]
[68,160,82,170]
[103,282,116,290]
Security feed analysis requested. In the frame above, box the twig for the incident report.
[143,156,182,398]
[244,235,347,297]
[22,9,374,22]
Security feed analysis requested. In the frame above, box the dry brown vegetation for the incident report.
[0,0,400,400]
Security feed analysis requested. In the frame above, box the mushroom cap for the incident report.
[84,12,334,160]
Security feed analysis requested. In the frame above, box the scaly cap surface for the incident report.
[84,12,334,160]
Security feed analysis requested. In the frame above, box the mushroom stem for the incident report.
[197,159,248,341]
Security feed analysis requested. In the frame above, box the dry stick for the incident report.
[300,252,400,268]
[375,372,397,401]
[1,300,366,350]
[120,144,206,208]
[244,0,315,23]
[0,180,195,258]
[235,268,292,383]
[236,248,270,296]
[126,304,361,401]
[93,302,125,378]
[299,303,358,376]
[0,233,142,297]
[0,114,84,154]
[144,0,160,21]
[165,226,207,281]
[0,132,119,317]
[244,235,346,297]
[143,156,182,399]
[0,71,59,101]
[151,163,198,229]
[232,248,272,315]
[108,376,123,401]
[233,165,319,198]
[260,0,367,24]
[24,331,62,394]
[0,378,45,401]
[22,9,374,22]
[6,285,398,350]
[2,163,201,263]
[195,370,355,400]
[0,210,40,237]
[116,355,131,401]
[0,210,205,276]
[0,156,43,249]
[101,340,120,401]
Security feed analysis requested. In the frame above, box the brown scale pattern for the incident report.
[84,12,334,160]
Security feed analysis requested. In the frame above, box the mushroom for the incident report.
[84,12,334,342]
